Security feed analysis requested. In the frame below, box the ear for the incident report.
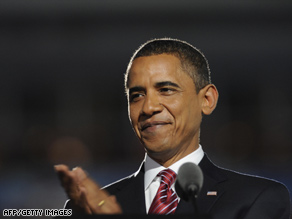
[200,84,219,115]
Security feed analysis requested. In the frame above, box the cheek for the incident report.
[171,99,200,130]
[129,105,139,126]
[186,103,202,130]
[129,108,144,140]
[166,99,185,121]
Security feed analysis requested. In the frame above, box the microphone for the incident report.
[175,162,203,217]
[175,162,203,201]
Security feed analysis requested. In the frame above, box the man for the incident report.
[55,38,291,218]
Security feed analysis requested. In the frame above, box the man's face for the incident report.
[127,54,204,164]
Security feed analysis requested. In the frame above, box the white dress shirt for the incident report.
[144,145,204,213]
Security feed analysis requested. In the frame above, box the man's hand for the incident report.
[54,164,122,214]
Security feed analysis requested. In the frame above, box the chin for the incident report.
[144,142,173,156]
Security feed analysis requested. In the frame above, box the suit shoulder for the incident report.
[218,165,289,193]
[102,161,144,194]
[203,155,287,190]
[102,173,136,194]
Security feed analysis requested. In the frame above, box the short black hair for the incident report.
[125,38,211,93]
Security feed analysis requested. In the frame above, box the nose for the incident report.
[141,92,163,116]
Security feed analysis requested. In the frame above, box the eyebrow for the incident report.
[129,86,145,95]
[154,81,180,88]
[128,81,180,95]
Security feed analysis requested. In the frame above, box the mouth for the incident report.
[141,121,171,131]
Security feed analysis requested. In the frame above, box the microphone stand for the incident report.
[188,185,200,219]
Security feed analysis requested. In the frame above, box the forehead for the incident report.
[128,54,190,86]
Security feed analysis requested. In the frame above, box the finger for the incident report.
[54,164,70,188]
[74,167,108,201]
[72,169,110,214]
[91,195,122,214]
[79,187,93,214]
[77,175,111,213]
[72,166,108,206]
[87,194,122,214]
[71,167,107,213]
[102,195,122,214]
[54,164,81,203]
[72,167,88,183]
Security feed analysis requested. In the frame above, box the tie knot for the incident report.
[158,169,176,187]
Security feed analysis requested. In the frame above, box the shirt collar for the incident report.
[144,145,204,190]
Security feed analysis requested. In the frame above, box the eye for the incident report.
[159,87,175,94]
[129,93,144,102]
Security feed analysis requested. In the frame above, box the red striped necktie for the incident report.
[148,169,179,214]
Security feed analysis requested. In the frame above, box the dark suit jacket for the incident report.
[103,154,291,218]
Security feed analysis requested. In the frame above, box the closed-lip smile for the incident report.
[141,121,171,131]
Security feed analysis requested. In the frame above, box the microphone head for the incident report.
[175,162,203,201]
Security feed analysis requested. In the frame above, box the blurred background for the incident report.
[0,0,291,216]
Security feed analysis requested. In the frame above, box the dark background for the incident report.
[0,0,291,216]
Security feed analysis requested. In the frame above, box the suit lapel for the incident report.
[196,154,227,214]
[114,163,146,214]
[175,199,195,214]
[175,154,227,215]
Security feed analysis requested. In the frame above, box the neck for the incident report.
[147,144,199,167]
